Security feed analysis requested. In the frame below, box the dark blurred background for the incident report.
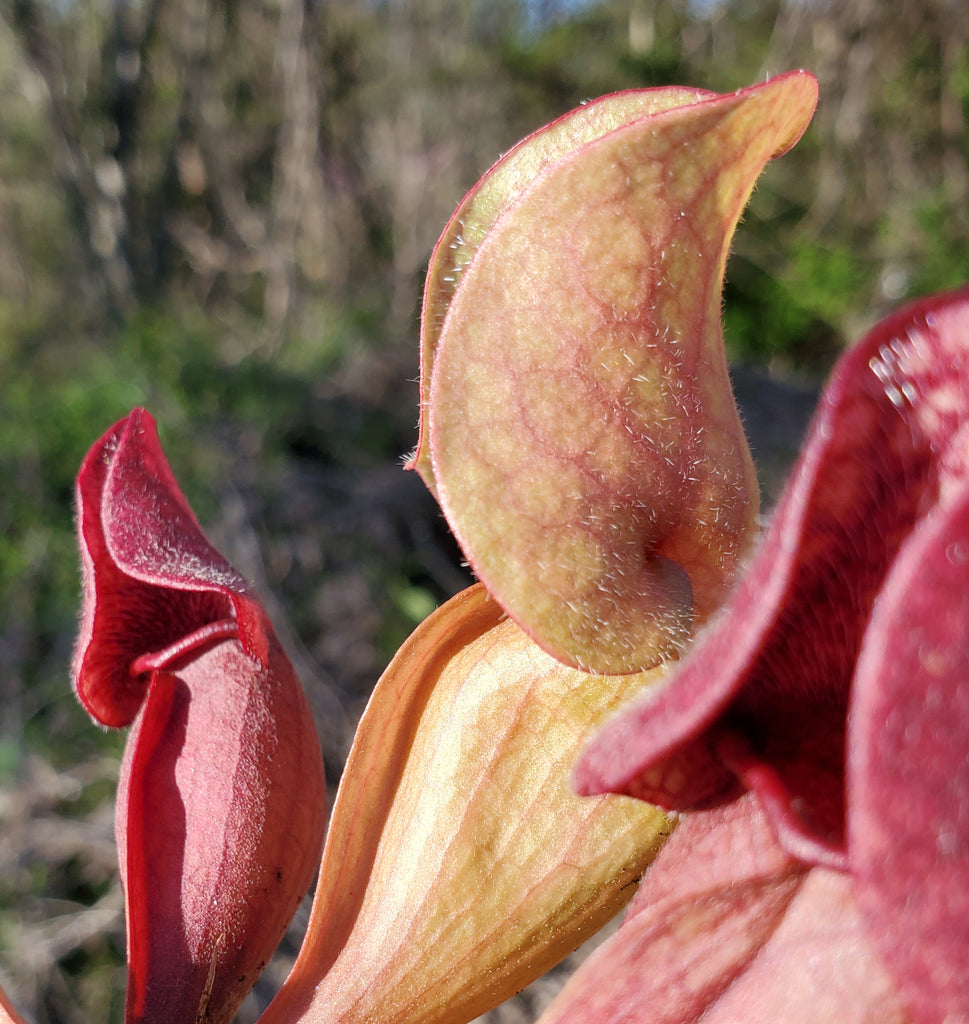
[0,0,966,1020]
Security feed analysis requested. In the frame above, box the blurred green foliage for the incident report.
[0,0,967,1020]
